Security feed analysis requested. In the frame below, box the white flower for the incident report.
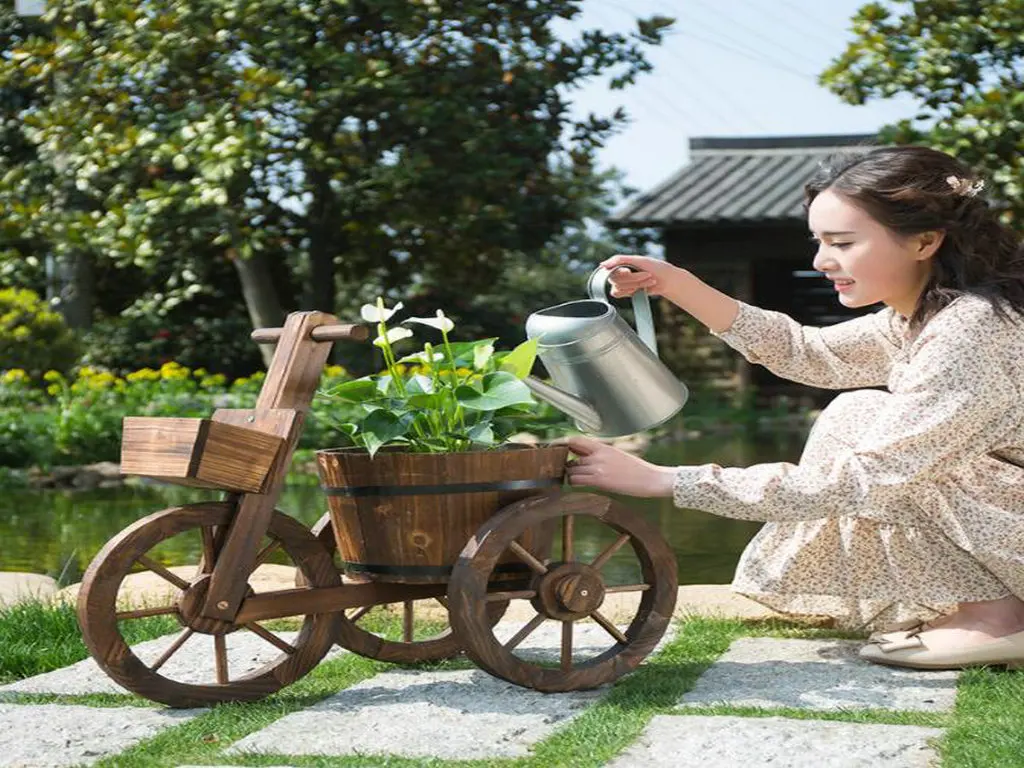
[400,350,445,364]
[403,309,454,334]
[373,326,414,348]
[360,300,404,323]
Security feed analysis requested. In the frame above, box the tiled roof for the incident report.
[610,134,877,227]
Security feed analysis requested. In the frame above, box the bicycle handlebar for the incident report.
[250,323,369,344]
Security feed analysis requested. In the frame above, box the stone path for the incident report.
[0,620,960,767]
[0,631,346,698]
[0,703,198,767]
[679,637,958,712]
[230,623,629,762]
[608,716,944,768]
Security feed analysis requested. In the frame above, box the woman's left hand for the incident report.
[564,436,678,498]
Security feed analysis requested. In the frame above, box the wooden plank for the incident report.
[120,417,285,493]
[234,581,448,623]
[202,311,339,621]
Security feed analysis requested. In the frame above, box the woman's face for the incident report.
[807,189,939,317]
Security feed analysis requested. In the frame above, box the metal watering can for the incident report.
[523,266,689,437]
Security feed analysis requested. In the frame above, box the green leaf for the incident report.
[498,338,538,379]
[322,378,379,403]
[360,409,412,458]
[467,421,495,445]
[456,371,536,411]
[446,338,499,364]
[406,374,434,394]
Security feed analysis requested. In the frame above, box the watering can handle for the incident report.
[586,266,659,355]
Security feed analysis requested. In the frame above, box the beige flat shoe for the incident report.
[859,627,1024,671]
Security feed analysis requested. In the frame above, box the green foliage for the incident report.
[79,310,263,379]
[0,288,80,377]
[0,362,357,468]
[320,299,563,456]
[0,599,176,684]
[822,0,1024,228]
[0,0,673,331]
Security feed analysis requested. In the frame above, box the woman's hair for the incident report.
[804,145,1024,330]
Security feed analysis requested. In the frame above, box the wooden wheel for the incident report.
[448,491,677,692]
[78,502,342,708]
[302,512,507,663]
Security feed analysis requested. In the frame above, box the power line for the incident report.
[590,0,805,135]
[682,0,824,72]
[586,3,711,134]
[774,0,843,34]
[595,0,817,82]
[728,0,845,65]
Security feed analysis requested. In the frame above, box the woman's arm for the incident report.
[600,254,739,332]
[601,254,901,390]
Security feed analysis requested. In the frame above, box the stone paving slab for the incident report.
[608,715,943,767]
[0,703,198,767]
[229,667,603,760]
[230,621,666,760]
[679,637,958,713]
[0,631,344,697]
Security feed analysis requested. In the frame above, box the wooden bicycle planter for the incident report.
[76,311,678,708]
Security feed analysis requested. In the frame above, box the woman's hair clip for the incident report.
[945,175,985,198]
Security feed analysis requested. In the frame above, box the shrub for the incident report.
[0,288,80,377]
[80,311,263,380]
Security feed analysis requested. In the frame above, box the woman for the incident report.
[566,145,1024,671]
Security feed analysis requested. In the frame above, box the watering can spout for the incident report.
[524,376,602,433]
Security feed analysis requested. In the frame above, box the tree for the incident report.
[822,0,1023,229]
[0,1,672,358]
[0,8,95,328]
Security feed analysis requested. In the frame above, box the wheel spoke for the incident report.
[590,610,628,644]
[116,605,179,620]
[508,541,549,575]
[136,555,190,591]
[347,605,372,624]
[562,514,574,563]
[603,583,650,594]
[252,538,283,571]
[149,628,194,673]
[560,621,573,671]
[590,533,631,572]
[504,612,546,651]
[214,634,229,684]
[486,589,536,602]
[403,600,414,643]
[245,622,297,654]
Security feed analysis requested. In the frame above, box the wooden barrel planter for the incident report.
[316,444,568,584]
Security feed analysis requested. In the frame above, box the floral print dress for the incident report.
[672,294,1024,630]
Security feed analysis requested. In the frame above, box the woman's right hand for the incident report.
[599,254,683,299]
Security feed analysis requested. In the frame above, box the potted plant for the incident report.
[316,299,569,584]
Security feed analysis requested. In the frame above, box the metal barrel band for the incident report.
[321,477,563,497]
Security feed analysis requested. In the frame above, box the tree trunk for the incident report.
[46,251,94,329]
[229,248,284,368]
[305,167,336,313]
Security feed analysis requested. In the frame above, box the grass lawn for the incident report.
[1,600,1022,767]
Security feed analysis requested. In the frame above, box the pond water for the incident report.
[0,432,805,588]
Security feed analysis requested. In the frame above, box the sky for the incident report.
[554,0,919,194]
